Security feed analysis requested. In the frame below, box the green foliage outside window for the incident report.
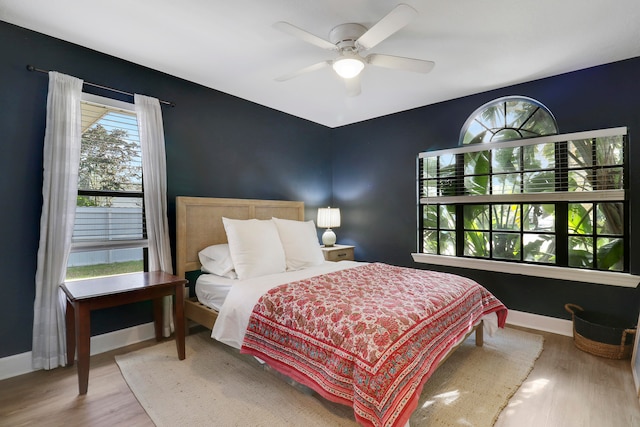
[420,97,627,273]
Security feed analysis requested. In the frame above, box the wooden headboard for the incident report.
[175,196,305,278]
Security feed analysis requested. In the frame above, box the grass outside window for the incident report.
[66,260,143,280]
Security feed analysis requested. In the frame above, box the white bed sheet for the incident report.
[212,260,363,349]
[195,274,235,311]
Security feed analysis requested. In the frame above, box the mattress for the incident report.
[195,273,236,311]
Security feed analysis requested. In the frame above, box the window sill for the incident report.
[411,253,639,288]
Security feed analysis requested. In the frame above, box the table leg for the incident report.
[75,303,91,395]
[153,297,163,340]
[175,284,185,360]
[65,299,76,366]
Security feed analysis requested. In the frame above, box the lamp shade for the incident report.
[332,57,364,79]
[317,207,341,228]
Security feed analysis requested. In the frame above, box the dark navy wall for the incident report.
[0,21,332,358]
[332,58,640,322]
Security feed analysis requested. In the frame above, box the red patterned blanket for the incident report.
[240,263,507,426]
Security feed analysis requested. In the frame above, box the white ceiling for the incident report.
[1,0,639,128]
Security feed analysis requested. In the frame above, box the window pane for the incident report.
[464,205,490,230]
[464,175,490,195]
[479,104,504,131]
[595,136,623,166]
[439,154,457,172]
[568,203,593,235]
[492,232,520,260]
[568,236,593,268]
[492,173,520,195]
[568,139,593,168]
[568,169,592,192]
[79,111,141,192]
[492,204,520,231]
[439,205,456,229]
[464,231,489,257]
[422,156,438,179]
[493,128,523,141]
[73,197,144,242]
[523,143,555,170]
[439,231,456,255]
[439,177,458,197]
[66,248,144,280]
[523,234,555,263]
[523,204,555,232]
[492,147,520,173]
[423,205,438,229]
[464,151,490,195]
[422,230,438,254]
[596,203,623,235]
[520,109,558,136]
[523,171,555,193]
[595,167,623,190]
[505,99,538,129]
[464,151,490,175]
[463,120,490,145]
[597,237,623,271]
[422,179,438,197]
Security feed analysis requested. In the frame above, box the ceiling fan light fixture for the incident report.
[332,57,365,79]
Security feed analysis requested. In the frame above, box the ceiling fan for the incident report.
[273,4,435,97]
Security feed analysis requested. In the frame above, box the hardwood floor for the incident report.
[495,327,640,427]
[1,328,639,426]
[0,340,155,427]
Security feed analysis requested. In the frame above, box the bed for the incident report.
[175,196,508,427]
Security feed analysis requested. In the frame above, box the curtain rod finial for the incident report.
[26,64,35,72]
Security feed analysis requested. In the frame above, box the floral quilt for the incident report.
[240,263,507,426]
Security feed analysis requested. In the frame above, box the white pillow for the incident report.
[272,217,325,271]
[222,217,287,280]
[198,244,238,279]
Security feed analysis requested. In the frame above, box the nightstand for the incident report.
[321,244,355,262]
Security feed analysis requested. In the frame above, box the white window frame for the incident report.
[69,93,148,254]
[413,126,639,288]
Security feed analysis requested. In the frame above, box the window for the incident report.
[415,126,633,286]
[66,94,147,280]
[460,96,558,145]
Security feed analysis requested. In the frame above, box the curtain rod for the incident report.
[26,65,175,107]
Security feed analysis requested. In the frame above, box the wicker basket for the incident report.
[565,303,636,359]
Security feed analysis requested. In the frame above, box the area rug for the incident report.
[116,327,543,426]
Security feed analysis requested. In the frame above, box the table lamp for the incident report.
[317,207,341,247]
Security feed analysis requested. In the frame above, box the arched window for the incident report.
[414,96,633,286]
[459,96,558,145]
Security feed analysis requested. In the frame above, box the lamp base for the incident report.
[322,229,337,247]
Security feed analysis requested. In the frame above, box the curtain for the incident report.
[32,72,83,370]
[135,94,174,337]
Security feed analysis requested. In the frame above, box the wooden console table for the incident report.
[61,271,188,394]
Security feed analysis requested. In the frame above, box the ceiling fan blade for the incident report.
[273,21,338,51]
[345,74,361,97]
[356,4,418,51]
[366,54,435,73]
[275,61,331,82]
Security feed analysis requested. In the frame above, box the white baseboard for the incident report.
[0,322,155,381]
[1,310,573,381]
[506,309,573,337]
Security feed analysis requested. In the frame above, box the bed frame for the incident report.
[176,196,305,330]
